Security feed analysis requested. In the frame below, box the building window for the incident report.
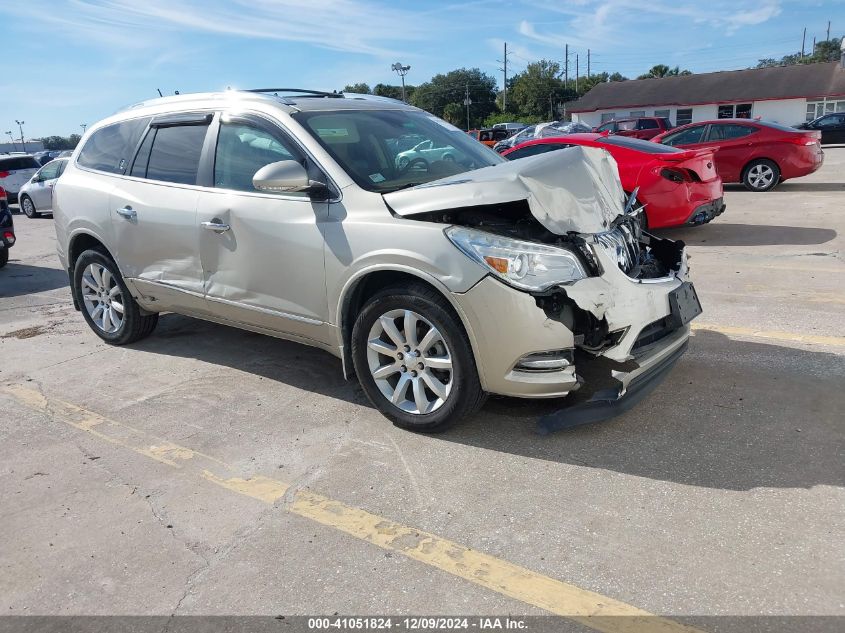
[654,109,670,119]
[676,108,693,126]
[600,112,617,123]
[807,98,845,120]
[718,103,752,119]
[630,111,646,117]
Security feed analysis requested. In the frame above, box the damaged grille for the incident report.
[595,223,641,275]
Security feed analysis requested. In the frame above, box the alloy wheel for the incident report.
[747,164,775,190]
[366,309,453,415]
[80,263,125,334]
[22,198,36,218]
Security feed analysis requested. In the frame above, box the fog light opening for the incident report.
[515,350,574,372]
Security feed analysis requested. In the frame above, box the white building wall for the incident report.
[572,98,809,127]
[751,98,806,125]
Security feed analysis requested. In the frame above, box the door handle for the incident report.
[201,220,231,233]
[115,205,136,220]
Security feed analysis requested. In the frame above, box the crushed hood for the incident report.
[383,145,624,235]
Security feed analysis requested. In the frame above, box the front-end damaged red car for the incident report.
[502,134,725,229]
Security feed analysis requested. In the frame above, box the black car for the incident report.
[797,112,845,145]
[0,186,15,268]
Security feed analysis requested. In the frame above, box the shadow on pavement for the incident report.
[775,182,845,192]
[656,223,836,247]
[140,317,844,492]
[0,263,69,298]
[444,330,845,491]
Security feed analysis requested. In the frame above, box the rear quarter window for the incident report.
[598,136,683,154]
[77,117,151,174]
[506,144,569,160]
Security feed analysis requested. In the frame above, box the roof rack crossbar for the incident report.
[245,88,343,98]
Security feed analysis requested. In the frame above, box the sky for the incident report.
[1,0,842,138]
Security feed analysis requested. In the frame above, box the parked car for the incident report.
[57,150,74,158]
[795,112,845,145]
[0,154,41,203]
[33,150,63,166]
[19,157,69,218]
[594,117,673,140]
[476,128,511,147]
[653,119,823,191]
[493,125,537,153]
[395,139,463,169]
[504,134,724,229]
[492,122,527,133]
[0,186,14,268]
[54,89,699,432]
[535,121,593,137]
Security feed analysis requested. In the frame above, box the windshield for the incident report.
[293,110,504,193]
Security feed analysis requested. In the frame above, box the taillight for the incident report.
[660,167,693,183]
[0,171,9,178]
[0,186,6,201]
[784,135,819,145]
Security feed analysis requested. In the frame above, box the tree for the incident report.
[508,60,572,118]
[372,83,414,100]
[637,64,692,79]
[37,134,81,150]
[756,37,842,67]
[411,68,497,129]
[342,83,371,94]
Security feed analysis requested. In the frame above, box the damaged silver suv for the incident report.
[53,89,701,432]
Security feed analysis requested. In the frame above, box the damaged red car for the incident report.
[503,134,725,229]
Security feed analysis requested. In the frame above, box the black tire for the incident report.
[21,196,39,219]
[351,282,485,432]
[73,248,158,345]
[742,159,780,192]
[0,249,8,268]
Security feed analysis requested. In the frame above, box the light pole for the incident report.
[391,62,411,102]
[81,123,87,133]
[15,120,26,152]
[5,131,16,152]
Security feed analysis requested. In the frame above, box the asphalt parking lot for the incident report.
[1,150,843,632]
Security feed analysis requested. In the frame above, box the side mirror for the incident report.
[252,160,328,196]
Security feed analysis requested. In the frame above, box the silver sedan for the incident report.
[18,158,69,218]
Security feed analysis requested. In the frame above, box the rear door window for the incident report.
[139,124,209,185]
[707,124,756,141]
[638,119,659,129]
[77,118,151,174]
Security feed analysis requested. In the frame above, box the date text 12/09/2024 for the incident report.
[308,617,528,630]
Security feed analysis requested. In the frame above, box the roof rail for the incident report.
[244,88,343,98]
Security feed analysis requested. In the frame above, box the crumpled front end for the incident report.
[397,145,702,431]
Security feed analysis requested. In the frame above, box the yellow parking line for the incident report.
[2,383,705,633]
[691,323,845,347]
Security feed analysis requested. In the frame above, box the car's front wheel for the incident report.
[73,249,158,345]
[743,159,780,192]
[21,196,39,219]
[351,283,484,432]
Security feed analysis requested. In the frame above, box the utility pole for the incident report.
[497,42,511,112]
[813,36,816,55]
[391,62,411,102]
[587,49,591,78]
[564,44,569,89]
[463,83,473,131]
[15,120,26,153]
[801,27,806,58]
[827,21,831,40]
[575,54,579,94]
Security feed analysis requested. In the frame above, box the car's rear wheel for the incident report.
[73,249,158,345]
[21,196,39,219]
[742,159,780,192]
[351,283,485,432]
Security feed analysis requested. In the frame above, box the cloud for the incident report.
[3,0,429,57]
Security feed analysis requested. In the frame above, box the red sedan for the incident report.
[502,134,725,229]
[652,119,823,192]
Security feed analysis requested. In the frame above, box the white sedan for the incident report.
[395,140,461,169]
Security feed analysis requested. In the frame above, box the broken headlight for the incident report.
[445,226,587,291]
